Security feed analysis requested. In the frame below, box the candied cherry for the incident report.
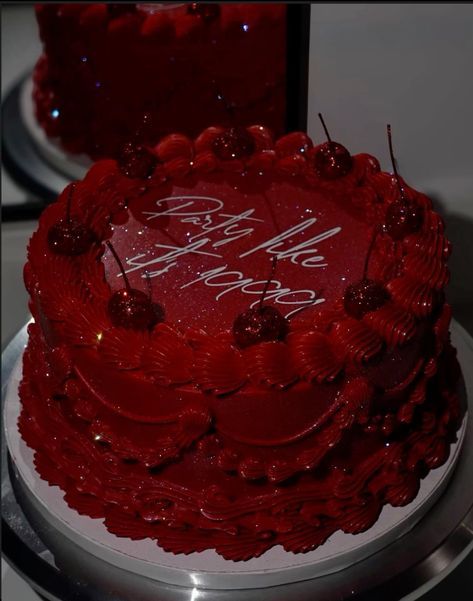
[385,200,423,240]
[384,125,423,239]
[47,184,94,256]
[106,242,164,330]
[343,227,389,319]
[117,142,158,179]
[233,257,288,347]
[312,113,352,179]
[344,278,389,319]
[212,127,255,160]
[233,305,288,349]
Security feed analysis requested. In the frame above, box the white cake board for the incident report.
[4,347,468,591]
[20,77,91,182]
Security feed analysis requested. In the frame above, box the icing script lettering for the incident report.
[240,219,341,268]
[119,195,343,318]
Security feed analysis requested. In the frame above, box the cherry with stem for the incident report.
[343,226,389,320]
[233,256,288,348]
[106,241,164,330]
[47,183,94,256]
[312,113,353,180]
[384,124,423,240]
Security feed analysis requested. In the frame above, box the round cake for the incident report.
[32,3,286,160]
[19,125,462,561]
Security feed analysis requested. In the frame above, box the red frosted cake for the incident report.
[33,3,286,160]
[19,125,462,560]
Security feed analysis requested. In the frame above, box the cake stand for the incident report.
[1,75,72,210]
[2,321,473,601]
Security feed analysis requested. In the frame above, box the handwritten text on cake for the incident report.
[119,196,342,318]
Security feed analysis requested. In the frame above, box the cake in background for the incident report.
[32,3,287,161]
[18,123,463,560]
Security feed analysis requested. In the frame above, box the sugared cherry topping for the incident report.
[47,184,94,256]
[212,127,256,161]
[233,305,288,348]
[344,279,389,319]
[343,227,389,319]
[117,142,158,179]
[48,219,94,256]
[106,242,164,330]
[108,288,159,330]
[233,257,288,347]
[312,113,353,179]
[385,200,423,240]
[384,125,423,239]
[187,3,221,21]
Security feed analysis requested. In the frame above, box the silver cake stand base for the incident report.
[3,322,473,601]
[2,75,72,207]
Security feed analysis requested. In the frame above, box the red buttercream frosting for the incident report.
[33,3,286,160]
[19,126,462,560]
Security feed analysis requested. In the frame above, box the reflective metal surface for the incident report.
[2,323,473,601]
[2,76,70,211]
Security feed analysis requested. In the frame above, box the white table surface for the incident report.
[2,4,472,600]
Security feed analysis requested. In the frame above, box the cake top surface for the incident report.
[103,171,371,334]
[25,124,449,398]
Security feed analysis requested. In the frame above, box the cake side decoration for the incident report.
[18,124,462,560]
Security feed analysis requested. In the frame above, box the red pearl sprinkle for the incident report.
[312,142,353,180]
[47,218,94,256]
[385,200,423,240]
[344,278,389,319]
[108,288,163,330]
[117,143,158,179]
[212,127,256,161]
[187,3,221,21]
[233,306,288,348]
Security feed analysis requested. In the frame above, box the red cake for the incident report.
[33,3,286,160]
[19,125,462,560]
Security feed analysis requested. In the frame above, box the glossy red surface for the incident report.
[19,126,462,560]
[103,172,372,333]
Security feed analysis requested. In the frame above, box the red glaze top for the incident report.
[33,3,287,159]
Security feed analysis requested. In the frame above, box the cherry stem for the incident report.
[259,256,278,312]
[106,241,131,291]
[65,183,75,225]
[318,113,332,143]
[363,226,380,279]
[387,124,405,200]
